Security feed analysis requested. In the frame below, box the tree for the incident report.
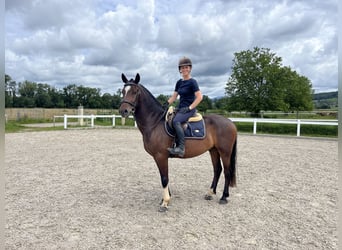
[35,83,53,108]
[197,95,212,112]
[225,47,283,115]
[49,87,65,108]
[111,89,122,109]
[5,74,17,107]
[76,85,102,108]
[101,93,114,109]
[156,94,169,105]
[225,47,313,115]
[214,97,230,111]
[63,84,79,108]
[280,66,313,112]
[17,80,38,107]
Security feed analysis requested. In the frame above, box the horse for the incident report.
[119,73,237,212]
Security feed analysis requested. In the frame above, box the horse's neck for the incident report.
[134,101,163,135]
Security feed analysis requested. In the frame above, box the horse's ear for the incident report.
[135,73,140,84]
[121,73,128,83]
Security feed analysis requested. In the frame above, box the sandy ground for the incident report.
[5,129,338,249]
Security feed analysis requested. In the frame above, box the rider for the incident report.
[166,56,203,157]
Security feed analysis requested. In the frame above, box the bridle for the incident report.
[120,83,140,111]
[120,80,166,128]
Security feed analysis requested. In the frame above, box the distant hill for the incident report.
[312,91,338,100]
[312,91,338,109]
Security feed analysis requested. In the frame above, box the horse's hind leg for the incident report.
[219,154,231,204]
[219,140,237,204]
[220,153,235,204]
[205,149,222,200]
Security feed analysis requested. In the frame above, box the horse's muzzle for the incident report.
[119,108,129,117]
[119,105,134,118]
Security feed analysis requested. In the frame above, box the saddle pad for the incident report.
[165,119,206,139]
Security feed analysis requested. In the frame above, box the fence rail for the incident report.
[55,114,338,137]
[230,118,338,136]
[54,115,136,129]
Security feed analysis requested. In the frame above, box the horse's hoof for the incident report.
[219,199,228,204]
[159,206,168,212]
[204,194,213,200]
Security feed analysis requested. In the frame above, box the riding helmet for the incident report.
[178,57,192,70]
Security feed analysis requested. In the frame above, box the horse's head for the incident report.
[119,73,141,117]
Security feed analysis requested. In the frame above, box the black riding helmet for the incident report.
[178,57,192,71]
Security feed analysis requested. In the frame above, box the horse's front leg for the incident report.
[155,157,171,212]
[159,182,171,212]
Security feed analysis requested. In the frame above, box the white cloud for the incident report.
[5,0,338,97]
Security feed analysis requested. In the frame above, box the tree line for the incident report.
[5,74,215,111]
[6,47,316,114]
[5,75,122,109]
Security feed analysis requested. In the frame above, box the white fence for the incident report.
[55,114,338,137]
[54,115,136,129]
[230,118,338,137]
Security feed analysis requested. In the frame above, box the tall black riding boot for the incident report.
[168,122,185,157]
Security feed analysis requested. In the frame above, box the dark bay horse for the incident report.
[119,73,237,212]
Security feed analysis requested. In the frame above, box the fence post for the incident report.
[64,114,67,129]
[297,120,301,137]
[78,106,84,126]
[91,114,94,127]
[253,119,257,134]
[112,115,116,127]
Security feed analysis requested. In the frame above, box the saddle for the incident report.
[165,106,206,139]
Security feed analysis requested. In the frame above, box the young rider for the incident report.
[166,56,203,157]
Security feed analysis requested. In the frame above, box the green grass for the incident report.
[5,121,64,133]
[5,121,26,133]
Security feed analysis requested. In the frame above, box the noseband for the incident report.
[120,99,136,108]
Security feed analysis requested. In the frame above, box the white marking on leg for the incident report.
[161,185,170,207]
[205,188,215,200]
[208,188,215,195]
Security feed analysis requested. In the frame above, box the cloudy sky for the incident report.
[5,0,338,98]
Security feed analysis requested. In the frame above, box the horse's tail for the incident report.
[229,137,237,187]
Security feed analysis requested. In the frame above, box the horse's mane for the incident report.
[138,84,165,117]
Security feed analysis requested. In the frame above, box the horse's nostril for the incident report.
[120,109,129,117]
